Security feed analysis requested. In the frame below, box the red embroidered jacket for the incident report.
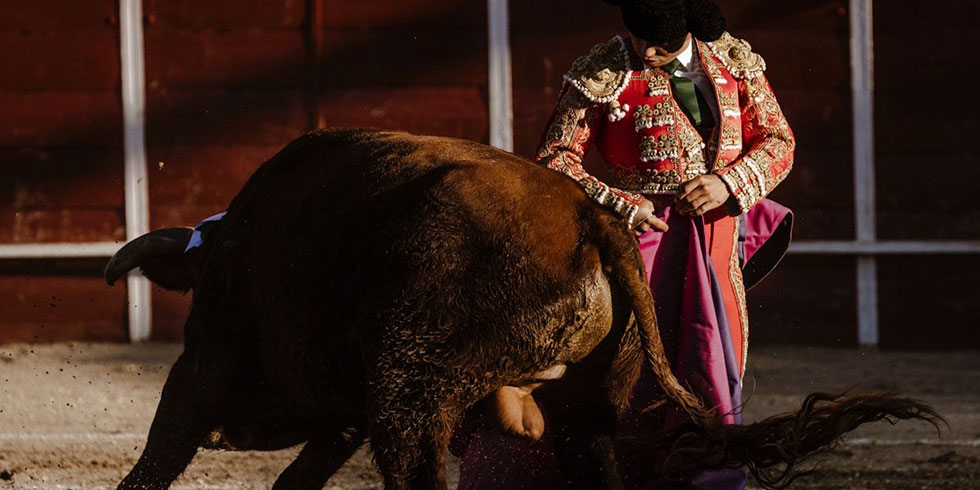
[535,33,795,224]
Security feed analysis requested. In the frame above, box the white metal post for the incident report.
[850,0,877,346]
[120,0,152,342]
[487,0,514,152]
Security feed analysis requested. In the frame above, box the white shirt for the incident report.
[664,40,720,125]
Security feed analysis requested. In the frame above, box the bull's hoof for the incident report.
[489,386,545,441]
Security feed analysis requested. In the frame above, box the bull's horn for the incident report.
[104,227,195,291]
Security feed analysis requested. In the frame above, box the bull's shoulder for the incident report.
[563,36,632,104]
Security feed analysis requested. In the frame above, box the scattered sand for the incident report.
[0,344,977,489]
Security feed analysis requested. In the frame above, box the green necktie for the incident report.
[661,59,714,129]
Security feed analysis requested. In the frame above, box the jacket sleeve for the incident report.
[714,73,795,214]
[535,82,644,226]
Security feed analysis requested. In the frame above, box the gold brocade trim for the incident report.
[720,124,742,151]
[729,218,750,379]
[646,69,671,96]
[563,36,632,104]
[706,32,766,80]
[678,125,708,179]
[718,92,740,118]
[699,41,729,84]
[610,166,682,194]
[639,134,679,163]
[633,102,676,131]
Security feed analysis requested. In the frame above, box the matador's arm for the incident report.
[535,82,644,225]
[714,73,795,213]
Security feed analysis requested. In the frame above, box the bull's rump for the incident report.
[192,128,613,405]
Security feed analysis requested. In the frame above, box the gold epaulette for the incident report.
[563,36,632,104]
[705,32,766,80]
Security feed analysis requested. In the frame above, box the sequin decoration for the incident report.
[639,134,679,163]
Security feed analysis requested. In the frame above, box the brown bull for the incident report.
[106,128,940,490]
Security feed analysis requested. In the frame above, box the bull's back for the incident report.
[194,128,607,396]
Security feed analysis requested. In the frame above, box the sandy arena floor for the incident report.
[0,343,977,489]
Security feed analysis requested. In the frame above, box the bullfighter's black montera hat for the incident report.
[603,0,727,44]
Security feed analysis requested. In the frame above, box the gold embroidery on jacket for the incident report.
[718,92,740,118]
[564,37,632,103]
[646,69,671,96]
[700,44,729,84]
[639,134,679,163]
[633,103,676,131]
[729,219,749,378]
[720,124,742,152]
[707,32,767,80]
[610,166,682,194]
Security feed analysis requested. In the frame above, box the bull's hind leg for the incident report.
[118,352,219,490]
[535,316,641,490]
[366,375,462,490]
[369,408,456,490]
[271,428,364,490]
[536,373,624,490]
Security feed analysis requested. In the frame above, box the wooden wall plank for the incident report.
[0,149,124,243]
[878,256,980,350]
[0,275,126,343]
[873,1,980,244]
[748,255,858,346]
[0,91,121,147]
[0,209,124,244]
[146,90,309,146]
[144,30,307,89]
[318,87,489,141]
[144,0,306,29]
[319,28,488,87]
[873,0,980,32]
[147,145,280,228]
[0,1,117,31]
[875,154,980,240]
[319,1,486,27]
[0,31,119,90]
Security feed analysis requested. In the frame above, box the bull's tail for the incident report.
[591,210,944,488]
[592,211,714,425]
[104,227,197,292]
[641,391,945,489]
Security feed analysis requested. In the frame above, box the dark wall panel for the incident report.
[317,1,489,141]
[0,272,127,343]
[873,1,980,240]
[145,30,308,89]
[144,0,305,29]
[0,31,119,90]
[0,1,118,30]
[0,0,122,252]
[748,255,858,347]
[878,256,980,350]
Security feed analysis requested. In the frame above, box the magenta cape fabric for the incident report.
[452,200,792,490]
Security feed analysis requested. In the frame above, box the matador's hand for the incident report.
[633,198,669,236]
[675,174,730,217]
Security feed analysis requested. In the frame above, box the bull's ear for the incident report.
[105,227,196,292]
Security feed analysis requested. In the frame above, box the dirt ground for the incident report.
[0,343,977,490]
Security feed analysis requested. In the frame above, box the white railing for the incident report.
[487,0,514,152]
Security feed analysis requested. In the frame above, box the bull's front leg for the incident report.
[117,351,219,490]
